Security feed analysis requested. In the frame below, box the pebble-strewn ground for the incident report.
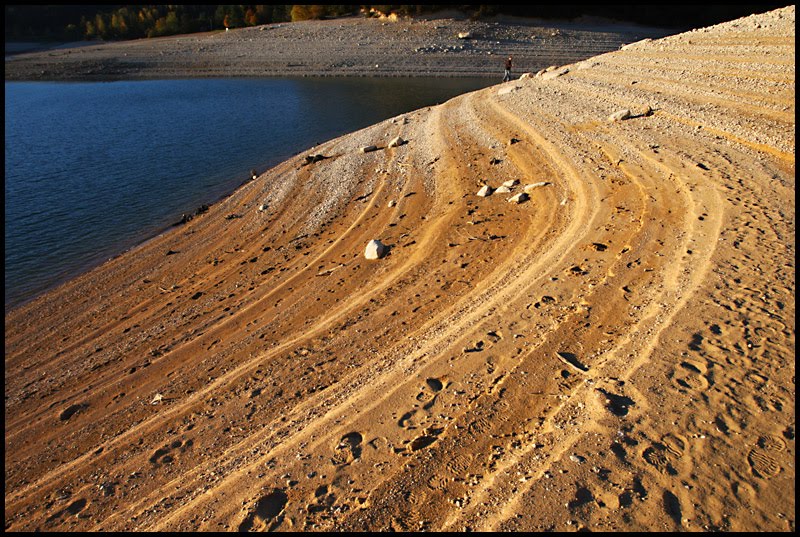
[4,6,795,532]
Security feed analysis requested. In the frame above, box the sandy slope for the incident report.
[4,6,795,532]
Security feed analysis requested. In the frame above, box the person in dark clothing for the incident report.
[502,55,513,82]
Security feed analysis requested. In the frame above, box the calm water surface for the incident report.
[5,77,494,311]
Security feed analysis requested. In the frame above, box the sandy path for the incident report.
[4,6,794,532]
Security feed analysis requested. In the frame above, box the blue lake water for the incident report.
[5,77,494,311]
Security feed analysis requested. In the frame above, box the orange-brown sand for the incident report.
[4,6,795,532]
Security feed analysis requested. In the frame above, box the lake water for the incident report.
[5,77,495,311]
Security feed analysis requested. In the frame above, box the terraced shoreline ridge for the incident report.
[4,6,795,532]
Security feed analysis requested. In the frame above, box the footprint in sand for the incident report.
[45,497,88,523]
[747,435,785,479]
[238,489,288,532]
[331,431,363,466]
[149,438,193,467]
[59,402,88,421]
[642,443,678,476]
[670,359,710,392]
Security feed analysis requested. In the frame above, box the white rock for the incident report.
[495,185,512,194]
[387,200,397,208]
[608,109,631,122]
[502,179,519,188]
[524,182,551,192]
[258,203,268,211]
[477,185,493,197]
[365,239,388,260]
[508,192,529,203]
[388,136,405,148]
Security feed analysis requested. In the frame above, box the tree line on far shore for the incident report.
[5,4,788,42]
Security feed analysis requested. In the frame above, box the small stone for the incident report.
[361,145,378,153]
[524,182,550,192]
[388,200,397,208]
[508,192,529,203]
[608,109,632,122]
[476,185,493,197]
[502,179,519,188]
[388,136,405,148]
[495,185,512,194]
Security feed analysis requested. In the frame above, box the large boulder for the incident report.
[365,239,388,260]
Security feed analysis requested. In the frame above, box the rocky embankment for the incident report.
[4,6,795,533]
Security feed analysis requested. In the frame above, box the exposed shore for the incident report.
[4,6,795,533]
[5,13,673,81]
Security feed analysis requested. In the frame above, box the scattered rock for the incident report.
[477,185,493,197]
[608,109,632,121]
[495,185,512,194]
[388,136,406,148]
[539,67,569,80]
[303,154,327,165]
[457,31,472,39]
[524,181,551,192]
[508,192,529,203]
[258,203,269,211]
[387,200,397,207]
[364,239,388,260]
[361,145,378,153]
[489,157,503,165]
[509,138,521,144]
[502,179,519,188]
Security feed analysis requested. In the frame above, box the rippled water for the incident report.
[5,77,494,311]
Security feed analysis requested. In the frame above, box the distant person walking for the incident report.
[502,55,513,82]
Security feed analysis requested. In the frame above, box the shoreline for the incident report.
[4,74,495,314]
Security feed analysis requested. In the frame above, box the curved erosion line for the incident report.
[444,119,660,533]
[148,93,596,530]
[477,135,726,532]
[97,101,491,530]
